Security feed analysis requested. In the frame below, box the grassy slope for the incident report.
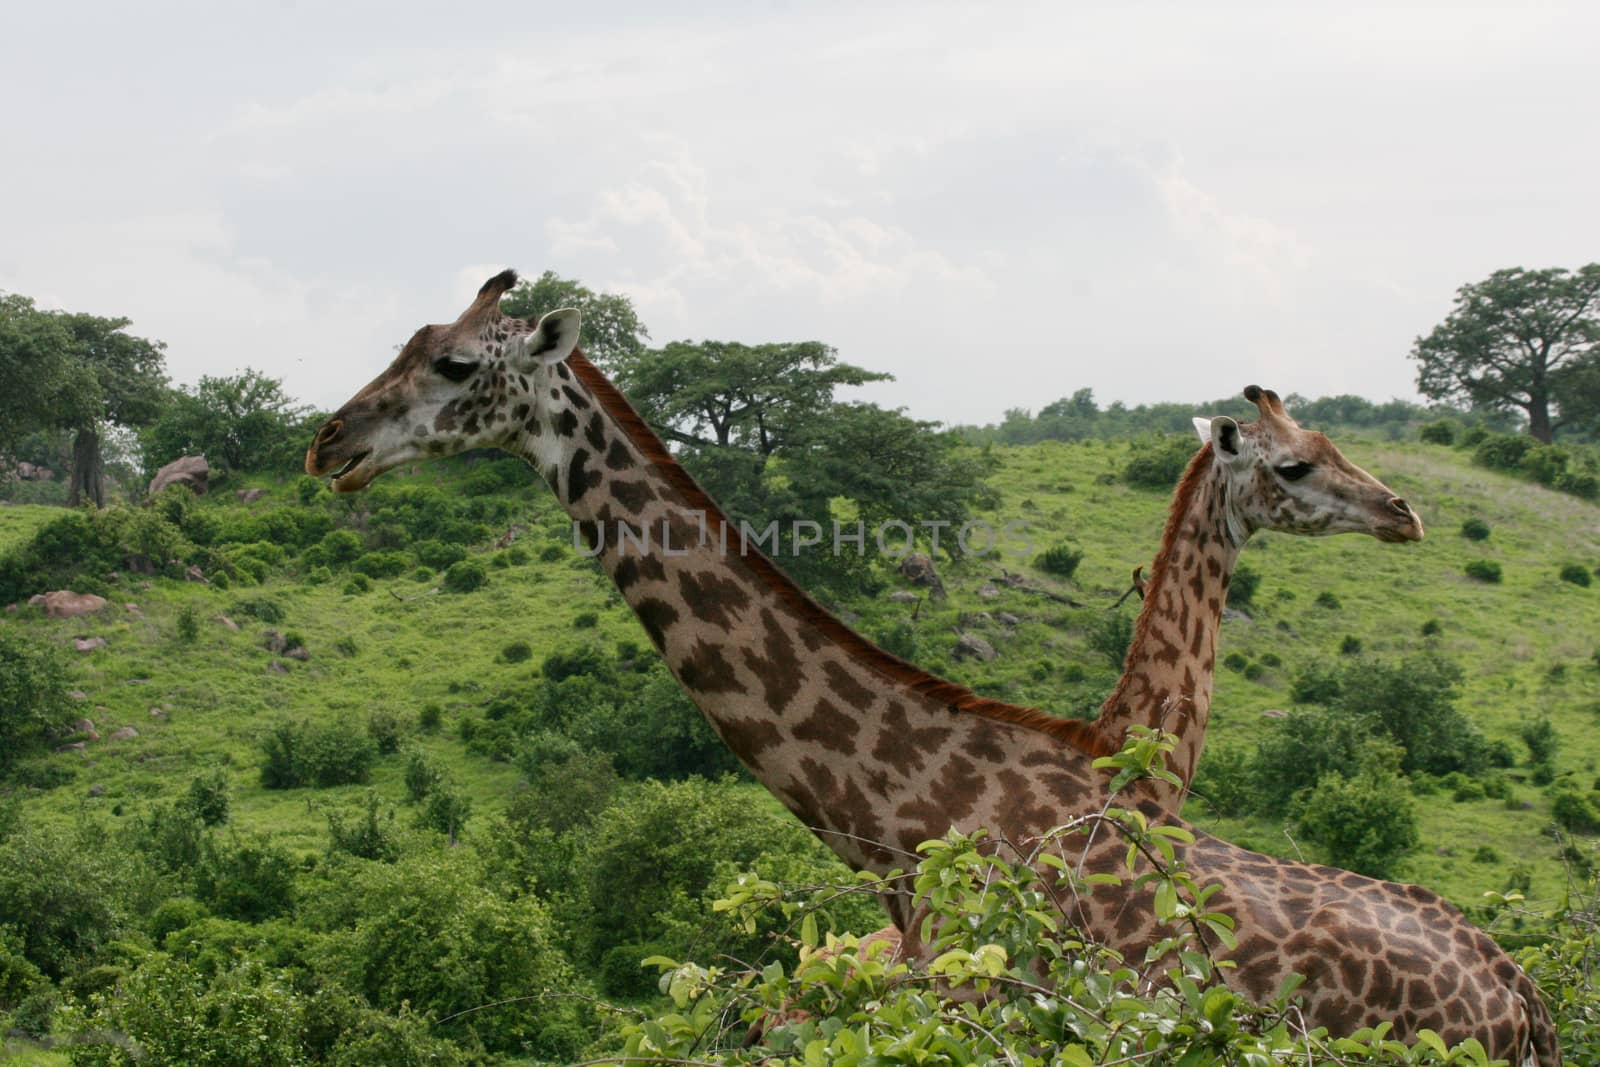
[3,436,1598,918]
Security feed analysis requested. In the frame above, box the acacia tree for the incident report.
[141,370,313,475]
[0,294,167,506]
[1411,265,1600,442]
[498,271,650,368]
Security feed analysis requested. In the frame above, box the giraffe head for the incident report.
[1191,386,1423,544]
[305,270,582,492]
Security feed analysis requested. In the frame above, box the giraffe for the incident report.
[305,272,1558,1063]
[843,390,1427,966]
[1085,386,1425,810]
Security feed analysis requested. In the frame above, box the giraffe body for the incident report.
[306,273,1558,1064]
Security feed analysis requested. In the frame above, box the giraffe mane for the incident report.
[567,352,1116,759]
[1091,440,1216,737]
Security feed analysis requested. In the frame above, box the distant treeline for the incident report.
[956,389,1518,446]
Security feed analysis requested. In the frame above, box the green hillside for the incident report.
[1,434,1598,1061]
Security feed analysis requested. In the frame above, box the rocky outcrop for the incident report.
[235,488,268,504]
[28,591,108,618]
[952,632,996,662]
[898,553,947,600]
[149,455,209,497]
[74,637,109,653]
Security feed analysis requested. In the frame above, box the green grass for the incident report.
[6,437,1600,918]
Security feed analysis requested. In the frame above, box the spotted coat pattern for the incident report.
[305,276,1559,1066]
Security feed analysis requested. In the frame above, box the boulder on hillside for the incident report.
[149,455,209,497]
[898,553,948,600]
[107,726,139,742]
[952,632,996,662]
[235,488,268,504]
[213,615,240,632]
[28,591,108,618]
[263,630,288,654]
[184,565,210,584]
[886,590,920,603]
[74,637,109,653]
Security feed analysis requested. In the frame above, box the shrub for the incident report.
[501,640,533,664]
[540,543,565,562]
[418,703,443,734]
[175,604,200,643]
[1421,618,1442,636]
[1226,564,1259,608]
[1464,559,1503,583]
[1520,443,1570,485]
[1294,765,1419,879]
[1122,435,1196,489]
[1242,662,1264,681]
[259,719,377,789]
[194,837,297,921]
[1555,470,1600,500]
[413,540,467,570]
[1314,591,1341,609]
[1222,652,1248,672]
[442,559,487,593]
[1419,420,1456,445]
[183,771,230,827]
[1460,517,1491,541]
[230,596,286,624]
[1521,717,1560,765]
[0,631,73,769]
[1083,610,1132,670]
[1258,652,1281,667]
[1191,745,1259,817]
[342,574,370,595]
[354,550,409,579]
[1339,635,1363,655]
[404,749,443,802]
[410,566,434,583]
[1560,563,1592,587]
[1473,432,1534,471]
[366,710,405,754]
[318,529,363,565]
[1035,544,1084,579]
[1549,780,1600,834]
[327,793,400,862]
[541,645,614,683]
[572,611,599,629]
[418,783,472,841]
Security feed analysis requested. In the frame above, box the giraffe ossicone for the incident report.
[306,272,1557,1065]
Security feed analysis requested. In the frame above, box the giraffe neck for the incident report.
[1093,445,1240,808]
[502,352,1113,881]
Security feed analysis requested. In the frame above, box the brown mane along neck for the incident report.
[1092,442,1218,744]
[566,352,1114,759]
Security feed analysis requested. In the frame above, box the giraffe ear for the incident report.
[511,308,582,366]
[1209,416,1244,461]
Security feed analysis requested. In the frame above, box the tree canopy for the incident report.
[0,293,167,505]
[498,270,650,368]
[141,369,317,476]
[1412,265,1600,442]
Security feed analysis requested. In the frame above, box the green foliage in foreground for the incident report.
[624,817,1547,1067]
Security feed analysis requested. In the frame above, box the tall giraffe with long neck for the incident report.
[1087,386,1410,809]
[307,272,1557,1063]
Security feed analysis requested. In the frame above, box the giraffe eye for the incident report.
[433,357,476,382]
[1275,462,1314,482]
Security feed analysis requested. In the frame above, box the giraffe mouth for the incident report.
[329,451,372,493]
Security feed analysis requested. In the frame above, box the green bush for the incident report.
[442,559,487,593]
[1465,559,1503,583]
[413,540,466,570]
[1555,470,1600,500]
[1313,591,1341,608]
[403,749,443,802]
[354,550,409,579]
[417,703,442,734]
[1419,419,1456,445]
[1085,610,1133,669]
[1521,443,1570,485]
[1521,717,1561,765]
[230,596,286,624]
[259,719,377,789]
[1222,652,1247,672]
[1560,563,1592,587]
[1122,434,1195,489]
[418,783,472,841]
[1226,564,1259,608]
[318,529,363,565]
[500,640,533,664]
[366,710,405,754]
[1549,780,1600,834]
[1460,517,1491,541]
[1035,544,1084,579]
[183,771,230,827]
[327,793,400,863]
[1294,765,1419,878]
[541,645,613,683]
[0,631,73,770]
[1421,618,1442,636]
[303,851,585,1057]
[194,837,297,921]
[1473,432,1534,471]
[342,574,370,595]
[1339,634,1363,655]
[572,611,599,629]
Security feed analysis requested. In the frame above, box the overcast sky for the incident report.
[2,2,1596,426]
